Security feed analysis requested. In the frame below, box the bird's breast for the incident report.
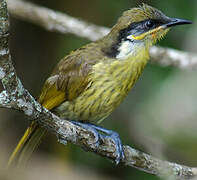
[55,48,149,122]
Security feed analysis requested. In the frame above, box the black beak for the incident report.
[165,18,192,28]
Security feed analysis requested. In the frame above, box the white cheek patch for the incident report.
[116,40,134,59]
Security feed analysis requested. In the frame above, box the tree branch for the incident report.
[6,0,197,70]
[6,0,108,41]
[1,0,197,179]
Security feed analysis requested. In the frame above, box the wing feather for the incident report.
[38,42,105,110]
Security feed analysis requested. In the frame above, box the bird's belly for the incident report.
[54,58,147,122]
[54,73,137,122]
[54,80,125,123]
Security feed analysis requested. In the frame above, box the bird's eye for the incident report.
[145,20,154,29]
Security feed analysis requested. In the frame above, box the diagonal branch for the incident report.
[0,0,197,179]
[6,0,197,70]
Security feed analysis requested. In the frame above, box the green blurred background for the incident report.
[0,0,196,179]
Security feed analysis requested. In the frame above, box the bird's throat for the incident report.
[116,40,135,59]
[116,40,148,60]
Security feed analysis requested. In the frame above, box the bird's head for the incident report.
[104,4,192,59]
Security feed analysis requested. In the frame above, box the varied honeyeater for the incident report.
[8,4,192,166]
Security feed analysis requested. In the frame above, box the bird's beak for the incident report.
[131,18,192,41]
[163,18,192,28]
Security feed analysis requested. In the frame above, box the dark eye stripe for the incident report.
[119,19,163,37]
[103,18,166,58]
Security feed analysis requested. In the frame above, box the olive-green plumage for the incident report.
[8,4,192,166]
[51,40,149,122]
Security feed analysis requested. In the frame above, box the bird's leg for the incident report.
[71,121,124,164]
[86,123,124,164]
[71,121,100,147]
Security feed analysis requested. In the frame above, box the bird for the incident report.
[8,4,192,166]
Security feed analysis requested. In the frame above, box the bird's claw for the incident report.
[71,121,124,164]
[106,130,125,164]
[71,121,100,148]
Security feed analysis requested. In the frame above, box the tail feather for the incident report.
[7,122,46,167]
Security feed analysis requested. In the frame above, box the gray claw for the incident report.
[106,131,124,164]
[71,121,124,164]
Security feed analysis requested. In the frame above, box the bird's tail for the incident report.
[7,122,46,167]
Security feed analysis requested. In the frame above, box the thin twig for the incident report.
[0,0,197,179]
[6,0,197,70]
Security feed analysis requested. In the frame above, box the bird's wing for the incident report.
[38,43,104,110]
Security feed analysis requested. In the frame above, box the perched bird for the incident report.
[8,4,192,166]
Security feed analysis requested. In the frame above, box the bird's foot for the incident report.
[71,121,100,147]
[71,121,124,164]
